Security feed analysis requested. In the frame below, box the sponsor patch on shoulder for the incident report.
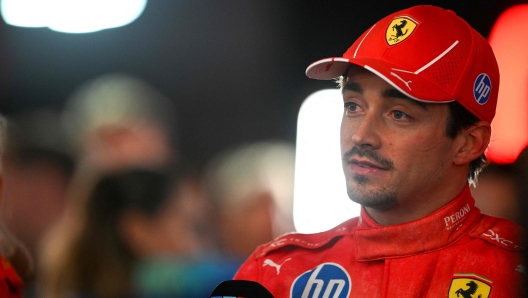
[481,229,524,251]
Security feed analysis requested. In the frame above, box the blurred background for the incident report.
[0,0,526,297]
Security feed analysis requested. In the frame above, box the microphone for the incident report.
[210,280,274,298]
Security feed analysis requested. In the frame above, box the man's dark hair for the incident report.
[336,74,487,186]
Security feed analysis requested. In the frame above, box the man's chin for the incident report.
[346,186,397,210]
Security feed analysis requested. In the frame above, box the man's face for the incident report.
[341,66,460,216]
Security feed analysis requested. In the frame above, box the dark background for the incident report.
[0,0,525,168]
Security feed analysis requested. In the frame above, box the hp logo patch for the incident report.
[290,263,351,298]
[474,73,492,105]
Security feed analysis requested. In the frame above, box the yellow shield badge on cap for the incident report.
[448,276,492,298]
[386,16,417,46]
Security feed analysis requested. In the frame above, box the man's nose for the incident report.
[350,114,381,149]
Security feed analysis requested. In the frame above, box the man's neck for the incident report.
[364,179,468,226]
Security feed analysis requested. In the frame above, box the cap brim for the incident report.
[305,57,351,80]
[306,56,456,104]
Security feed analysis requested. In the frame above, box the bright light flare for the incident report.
[293,89,361,234]
[487,5,528,164]
[1,0,147,33]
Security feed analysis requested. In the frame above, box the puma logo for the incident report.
[263,258,292,274]
[391,72,412,90]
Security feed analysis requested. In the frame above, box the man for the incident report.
[234,5,525,297]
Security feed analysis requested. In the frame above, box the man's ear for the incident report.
[453,122,491,166]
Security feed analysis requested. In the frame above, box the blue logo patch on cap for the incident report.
[291,263,351,298]
[474,73,492,105]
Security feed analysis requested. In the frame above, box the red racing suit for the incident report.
[234,185,525,297]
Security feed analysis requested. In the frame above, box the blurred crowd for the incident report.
[0,73,525,298]
[0,74,296,298]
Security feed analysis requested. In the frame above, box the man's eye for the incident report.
[344,102,358,112]
[392,110,409,120]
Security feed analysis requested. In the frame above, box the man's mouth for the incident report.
[350,158,385,169]
[348,158,389,176]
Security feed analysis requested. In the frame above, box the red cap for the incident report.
[306,5,499,122]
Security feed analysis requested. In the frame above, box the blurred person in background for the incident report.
[36,73,226,298]
[0,115,30,297]
[60,73,179,172]
[58,73,213,248]
[57,73,211,248]
[471,162,523,225]
[39,167,234,298]
[204,141,296,263]
[1,109,76,298]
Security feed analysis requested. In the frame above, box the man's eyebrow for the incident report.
[383,88,428,110]
[341,81,363,94]
[342,81,429,110]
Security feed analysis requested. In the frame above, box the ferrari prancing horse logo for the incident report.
[448,277,491,298]
[386,17,418,45]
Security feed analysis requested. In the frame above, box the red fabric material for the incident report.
[0,255,23,298]
[235,184,525,297]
